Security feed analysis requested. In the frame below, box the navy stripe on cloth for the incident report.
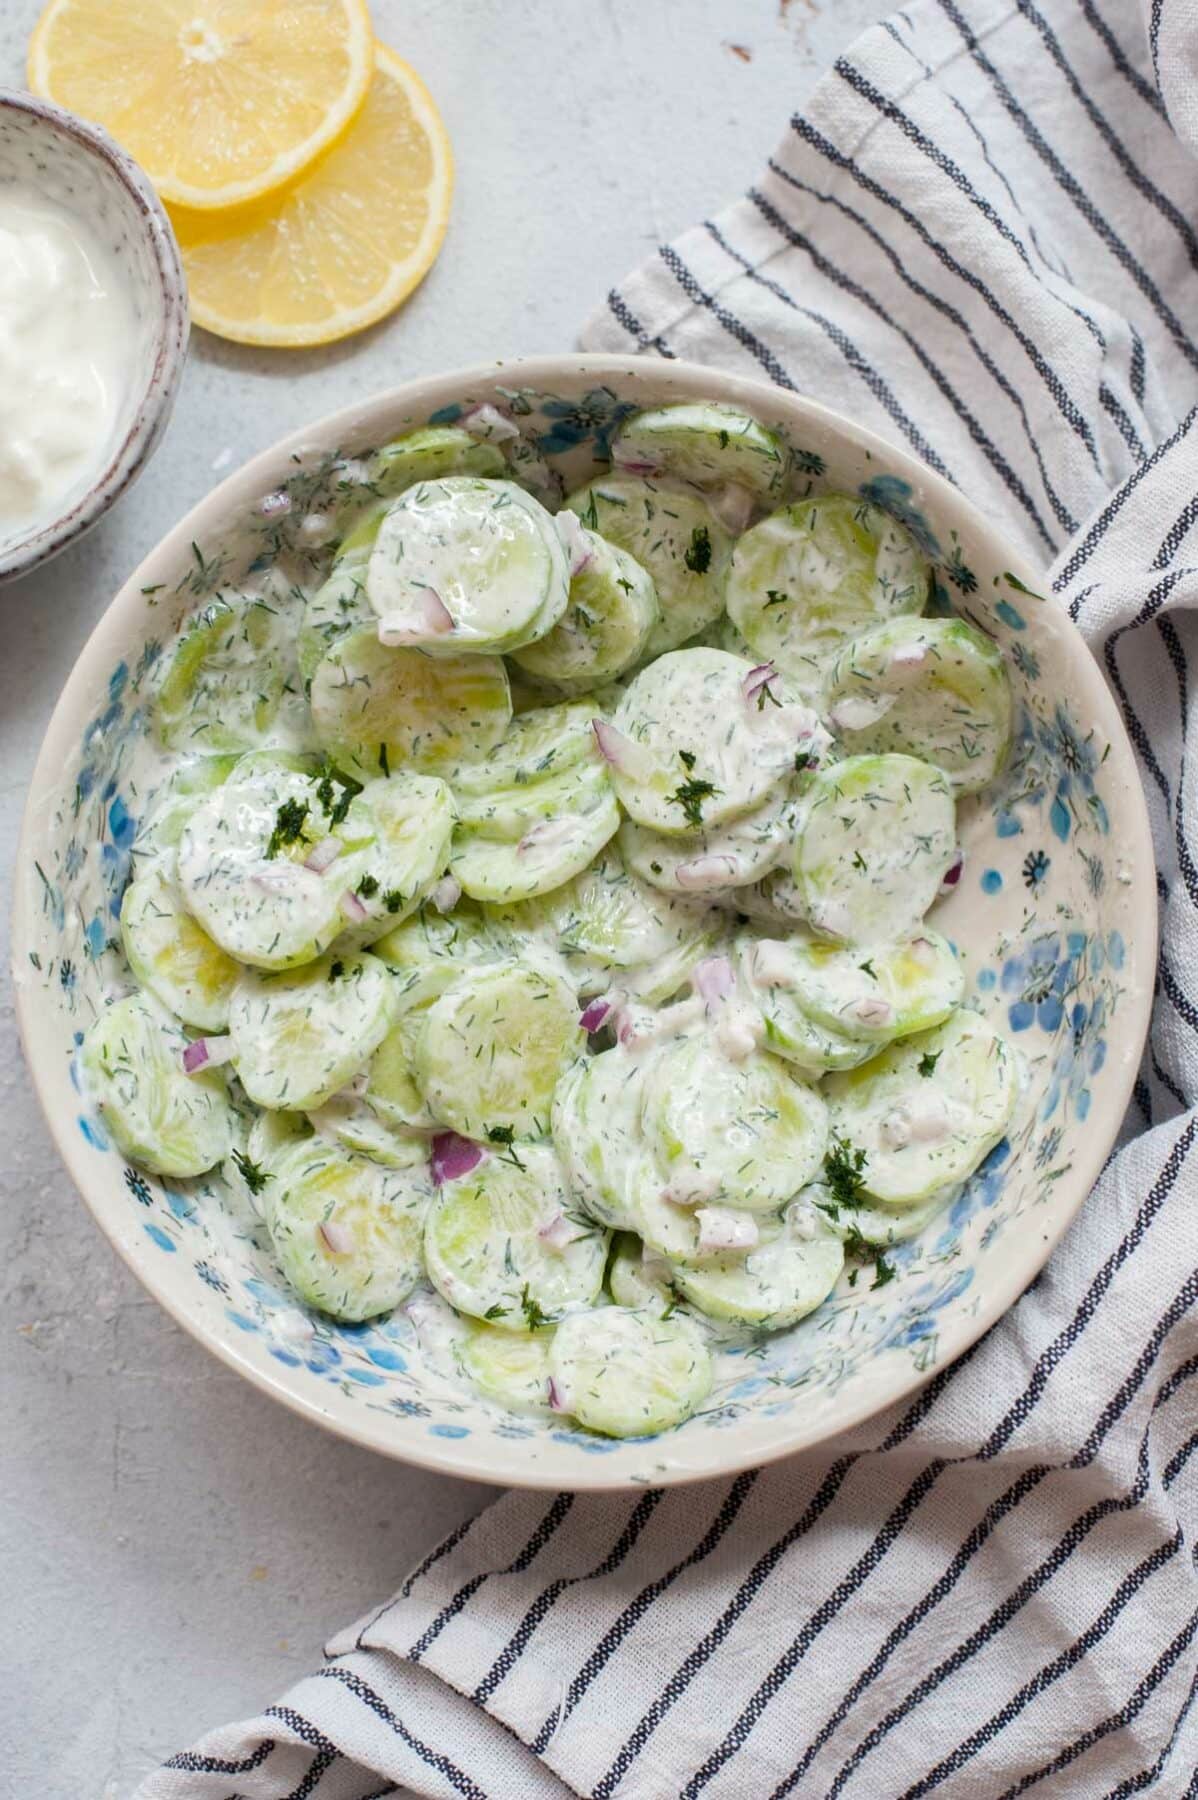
[406,1493,574,1664]
[312,1667,487,1800]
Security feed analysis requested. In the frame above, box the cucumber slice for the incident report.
[298,505,383,683]
[121,861,239,1032]
[370,424,506,496]
[727,496,929,697]
[483,846,714,997]
[454,756,609,841]
[307,1091,429,1169]
[366,477,570,655]
[332,774,455,943]
[736,934,872,1075]
[449,700,600,796]
[511,531,659,691]
[459,1324,555,1414]
[551,1049,646,1232]
[608,1233,675,1314]
[618,783,792,896]
[754,929,963,1047]
[265,1137,431,1322]
[670,1212,844,1329]
[229,952,397,1112]
[822,616,1014,795]
[424,1140,606,1329]
[177,755,347,970]
[450,782,620,903]
[793,755,956,944]
[628,1172,764,1264]
[134,755,241,858]
[644,1036,827,1213]
[155,593,310,754]
[81,993,235,1179]
[371,903,505,1008]
[548,1306,711,1436]
[565,477,732,659]
[802,1183,954,1246]
[825,1009,1018,1205]
[309,627,512,784]
[414,958,583,1140]
[612,403,786,500]
[225,1107,309,1216]
[364,1007,439,1133]
[610,648,815,836]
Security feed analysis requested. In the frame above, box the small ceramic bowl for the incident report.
[12,356,1156,1490]
[0,89,188,582]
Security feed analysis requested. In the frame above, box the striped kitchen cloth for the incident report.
[137,1,1198,1794]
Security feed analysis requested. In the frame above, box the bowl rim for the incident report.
[11,353,1158,1489]
[0,86,190,583]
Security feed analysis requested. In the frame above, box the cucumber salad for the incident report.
[81,401,1019,1441]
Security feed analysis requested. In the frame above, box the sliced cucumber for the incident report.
[224,1108,308,1217]
[133,755,241,859]
[298,505,383,684]
[551,1049,646,1232]
[177,755,347,970]
[332,774,455,943]
[307,1091,428,1169]
[548,1305,711,1436]
[825,1009,1017,1204]
[229,952,397,1112]
[366,477,569,655]
[644,1036,827,1212]
[454,756,608,841]
[121,861,239,1032]
[424,1140,606,1329]
[670,1212,844,1329]
[612,403,786,499]
[309,627,512,783]
[265,1136,431,1322]
[618,783,792,896]
[511,531,659,691]
[756,929,963,1047]
[449,699,600,796]
[414,958,582,1140]
[628,1173,763,1264]
[608,1233,675,1315]
[565,477,732,659]
[364,1007,439,1133]
[793,755,956,944]
[727,495,929,697]
[610,647,813,835]
[450,781,620,903]
[371,903,504,1009]
[460,1324,555,1414]
[802,1183,953,1246]
[822,616,1013,795]
[155,593,310,754]
[370,424,507,497]
[81,993,235,1178]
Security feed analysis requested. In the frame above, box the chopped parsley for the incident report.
[315,761,363,827]
[851,849,868,873]
[683,525,713,574]
[678,748,697,770]
[858,958,877,979]
[482,1302,510,1321]
[231,1149,270,1196]
[843,1227,898,1290]
[520,1284,555,1331]
[378,743,390,778]
[266,798,309,858]
[383,888,404,914]
[356,874,379,899]
[794,749,815,775]
[327,959,345,982]
[824,1132,868,1210]
[764,588,789,607]
[486,1124,525,1169]
[580,491,599,530]
[918,1050,942,1078]
[668,775,721,829]
[650,860,663,875]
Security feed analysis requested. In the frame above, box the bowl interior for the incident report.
[0,93,184,574]
[12,359,1154,1488]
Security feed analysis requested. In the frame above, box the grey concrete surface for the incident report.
[0,3,888,1791]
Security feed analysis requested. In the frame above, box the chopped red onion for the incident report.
[376,590,454,645]
[430,1131,484,1185]
[430,875,461,914]
[258,489,292,518]
[517,817,577,857]
[696,1208,759,1254]
[546,1375,571,1413]
[303,836,343,873]
[890,643,928,671]
[708,482,754,533]
[317,1219,355,1254]
[742,661,780,706]
[538,1212,584,1251]
[579,993,617,1033]
[591,718,655,783]
[252,867,299,892]
[909,935,935,965]
[676,853,741,891]
[182,1036,233,1074]
[556,508,595,576]
[340,888,369,923]
[460,402,520,442]
[846,996,894,1028]
[611,445,664,476]
[694,955,735,1007]
[939,850,965,893]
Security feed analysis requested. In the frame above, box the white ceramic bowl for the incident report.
[12,356,1155,1489]
[0,88,189,582]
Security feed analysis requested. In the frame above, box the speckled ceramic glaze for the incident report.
[12,357,1155,1489]
[0,89,188,582]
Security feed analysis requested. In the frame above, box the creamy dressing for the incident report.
[0,185,136,539]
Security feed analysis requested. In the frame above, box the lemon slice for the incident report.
[27,0,375,211]
[168,44,453,347]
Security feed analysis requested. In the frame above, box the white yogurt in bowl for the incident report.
[0,184,137,544]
